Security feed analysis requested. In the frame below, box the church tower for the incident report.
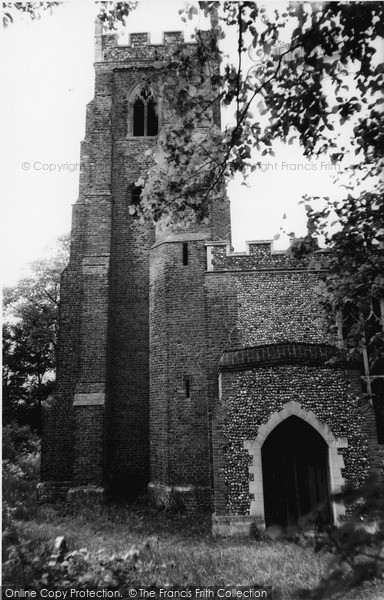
[39,18,230,504]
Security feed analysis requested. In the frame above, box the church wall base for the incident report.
[37,483,107,506]
[148,481,210,512]
[37,481,72,502]
[67,485,106,507]
[212,514,265,537]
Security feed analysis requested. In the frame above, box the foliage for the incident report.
[135,25,229,226]
[2,1,139,30]
[96,0,138,30]
[2,2,62,28]
[3,422,40,461]
[298,473,384,599]
[3,455,40,521]
[289,192,384,369]
[114,2,384,228]
[3,423,41,521]
[3,234,70,430]
[2,521,163,590]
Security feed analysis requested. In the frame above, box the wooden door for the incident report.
[262,416,330,528]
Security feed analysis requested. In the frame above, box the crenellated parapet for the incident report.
[206,240,327,272]
[95,22,186,63]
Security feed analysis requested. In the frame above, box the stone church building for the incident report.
[40,23,382,535]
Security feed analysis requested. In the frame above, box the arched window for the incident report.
[133,87,158,136]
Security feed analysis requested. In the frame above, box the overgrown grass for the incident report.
[12,502,384,599]
[3,424,383,599]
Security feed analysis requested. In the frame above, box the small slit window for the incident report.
[185,377,191,399]
[133,87,158,137]
[183,243,188,266]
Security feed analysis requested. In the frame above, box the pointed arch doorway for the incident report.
[261,416,330,528]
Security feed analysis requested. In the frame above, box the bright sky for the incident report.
[1,0,346,286]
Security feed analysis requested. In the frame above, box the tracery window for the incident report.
[133,87,158,136]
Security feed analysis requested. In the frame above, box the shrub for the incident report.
[2,520,163,591]
[2,423,40,520]
[298,473,384,598]
[3,422,40,461]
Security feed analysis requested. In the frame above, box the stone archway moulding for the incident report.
[243,400,348,527]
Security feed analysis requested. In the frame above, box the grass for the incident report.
[12,501,384,600]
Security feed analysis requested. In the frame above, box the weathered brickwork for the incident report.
[107,65,156,497]
[149,237,214,505]
[40,23,381,533]
[73,405,105,485]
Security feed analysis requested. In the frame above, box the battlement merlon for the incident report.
[95,18,191,63]
[205,239,329,272]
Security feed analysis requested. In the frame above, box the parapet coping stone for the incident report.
[219,342,361,372]
[151,232,210,249]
